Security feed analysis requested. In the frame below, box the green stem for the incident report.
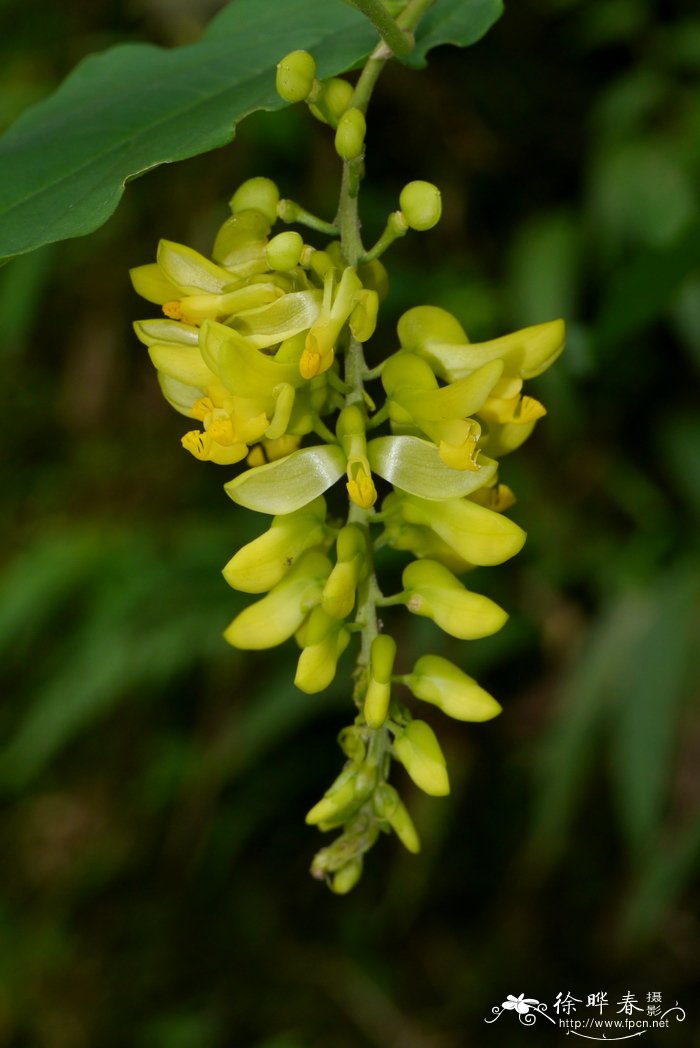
[277,199,339,236]
[359,212,408,263]
[376,592,407,608]
[397,0,438,32]
[312,0,438,878]
[346,0,413,57]
[313,417,339,444]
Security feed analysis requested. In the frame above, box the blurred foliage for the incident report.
[1,0,699,1046]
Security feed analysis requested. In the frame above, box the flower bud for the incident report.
[398,492,526,566]
[381,508,471,575]
[309,250,335,280]
[295,613,350,693]
[225,550,331,650]
[230,177,280,225]
[335,107,366,161]
[397,305,468,354]
[212,209,271,268]
[266,231,304,271]
[305,764,374,825]
[309,77,354,126]
[336,403,366,443]
[358,258,389,302]
[222,497,328,593]
[322,524,367,620]
[382,351,437,397]
[338,728,365,762]
[373,785,421,853]
[401,559,508,640]
[406,655,502,722]
[305,776,357,826]
[394,720,449,797]
[350,289,378,342]
[330,857,363,894]
[364,634,397,729]
[399,181,442,231]
[276,50,317,103]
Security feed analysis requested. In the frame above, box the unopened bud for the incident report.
[335,107,366,161]
[350,289,378,342]
[394,720,450,797]
[397,304,467,353]
[407,654,502,722]
[322,524,366,620]
[266,230,304,271]
[399,181,442,231]
[401,559,507,640]
[276,50,317,103]
[230,177,280,225]
[330,856,363,894]
[309,77,354,126]
[374,785,421,853]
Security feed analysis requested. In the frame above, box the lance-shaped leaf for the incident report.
[367,435,497,500]
[225,444,346,514]
[0,0,503,262]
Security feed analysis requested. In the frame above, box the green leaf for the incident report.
[527,592,652,867]
[0,0,503,262]
[406,0,504,67]
[225,444,346,514]
[596,217,700,350]
[367,435,497,498]
[610,565,698,856]
[619,818,700,947]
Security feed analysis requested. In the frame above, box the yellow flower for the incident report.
[300,267,363,378]
[382,350,503,470]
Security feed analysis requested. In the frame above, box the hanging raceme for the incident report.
[130,10,565,893]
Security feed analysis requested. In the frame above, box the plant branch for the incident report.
[346,0,413,57]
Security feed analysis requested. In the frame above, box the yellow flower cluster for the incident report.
[131,50,565,891]
[130,177,382,469]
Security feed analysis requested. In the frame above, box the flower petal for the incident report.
[225,444,346,514]
[368,436,496,500]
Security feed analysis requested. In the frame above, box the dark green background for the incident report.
[1,1,699,1045]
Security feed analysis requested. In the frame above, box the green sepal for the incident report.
[225,444,346,514]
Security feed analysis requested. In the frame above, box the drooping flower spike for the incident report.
[130,47,564,892]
